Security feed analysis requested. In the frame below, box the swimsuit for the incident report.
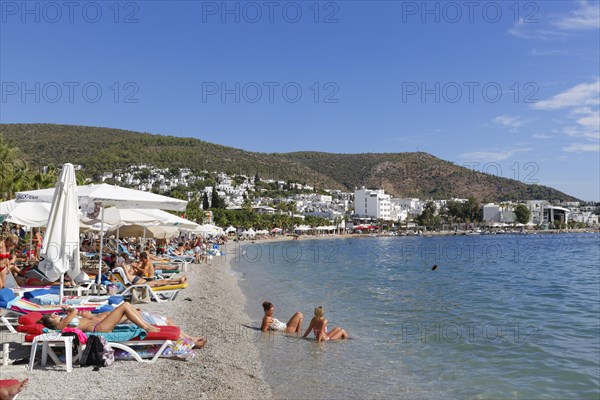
[269,318,287,331]
[313,326,329,341]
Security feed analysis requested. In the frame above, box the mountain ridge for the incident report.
[0,123,581,202]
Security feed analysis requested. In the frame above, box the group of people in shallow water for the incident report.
[260,301,349,342]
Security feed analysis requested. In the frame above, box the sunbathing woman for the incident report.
[260,301,303,334]
[302,306,349,342]
[72,308,206,349]
[114,253,186,287]
[40,302,159,333]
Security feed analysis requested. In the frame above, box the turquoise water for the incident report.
[232,234,600,399]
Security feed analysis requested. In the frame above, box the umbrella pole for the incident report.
[97,207,105,284]
[59,274,64,306]
[29,227,33,261]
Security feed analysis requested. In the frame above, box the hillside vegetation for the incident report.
[0,124,580,202]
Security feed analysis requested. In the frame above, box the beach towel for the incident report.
[88,324,147,342]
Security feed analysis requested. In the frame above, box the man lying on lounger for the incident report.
[114,252,187,287]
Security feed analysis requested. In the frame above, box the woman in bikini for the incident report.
[302,306,349,342]
[260,301,303,334]
[39,302,159,333]
[32,229,43,261]
[53,307,207,349]
[0,234,18,289]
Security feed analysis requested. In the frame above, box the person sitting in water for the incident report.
[39,302,159,333]
[302,306,349,342]
[260,301,303,334]
[67,307,206,349]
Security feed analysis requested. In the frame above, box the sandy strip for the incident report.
[3,247,273,400]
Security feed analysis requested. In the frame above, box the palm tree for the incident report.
[0,136,28,200]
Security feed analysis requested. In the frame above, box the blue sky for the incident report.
[1,1,599,201]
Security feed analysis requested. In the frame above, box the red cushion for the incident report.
[0,379,21,388]
[17,324,45,334]
[136,325,180,341]
[18,312,43,325]
[24,325,181,342]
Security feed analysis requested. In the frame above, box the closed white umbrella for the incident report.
[37,164,80,304]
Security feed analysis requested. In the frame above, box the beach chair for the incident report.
[17,312,182,370]
[4,271,94,298]
[109,269,186,302]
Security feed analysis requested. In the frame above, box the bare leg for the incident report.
[327,327,349,340]
[0,378,28,400]
[93,302,158,332]
[285,312,303,334]
[146,276,187,287]
[0,268,6,289]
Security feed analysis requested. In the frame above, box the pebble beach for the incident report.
[2,245,274,400]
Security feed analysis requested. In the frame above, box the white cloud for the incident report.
[459,148,531,162]
[528,49,569,56]
[555,1,600,30]
[493,115,524,131]
[562,143,600,152]
[562,108,600,140]
[532,133,552,139]
[510,2,599,40]
[509,19,570,40]
[532,79,599,110]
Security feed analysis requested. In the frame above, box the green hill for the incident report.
[0,123,580,202]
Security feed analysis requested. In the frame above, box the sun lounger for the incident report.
[108,269,187,302]
[17,312,181,369]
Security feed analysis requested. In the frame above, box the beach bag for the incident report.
[131,286,151,304]
[80,335,114,370]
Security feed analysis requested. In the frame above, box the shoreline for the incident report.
[6,248,273,400]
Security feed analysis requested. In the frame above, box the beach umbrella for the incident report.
[194,224,223,236]
[136,209,199,230]
[0,199,18,215]
[225,226,237,233]
[37,164,81,304]
[16,183,187,211]
[81,207,159,227]
[2,201,52,227]
[108,224,179,239]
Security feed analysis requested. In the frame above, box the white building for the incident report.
[354,187,392,220]
[526,200,549,224]
[483,203,516,223]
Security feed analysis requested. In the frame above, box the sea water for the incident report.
[231,233,600,399]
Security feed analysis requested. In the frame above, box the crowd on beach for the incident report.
[0,222,351,400]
